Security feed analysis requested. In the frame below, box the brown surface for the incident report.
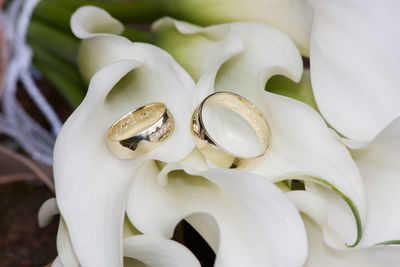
[0,182,58,267]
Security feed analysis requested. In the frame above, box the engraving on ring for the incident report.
[106,103,174,159]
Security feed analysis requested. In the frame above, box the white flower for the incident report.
[43,3,400,267]
[52,7,198,266]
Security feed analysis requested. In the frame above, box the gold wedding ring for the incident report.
[191,92,271,169]
[106,103,174,159]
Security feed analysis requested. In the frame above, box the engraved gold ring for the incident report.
[106,103,174,159]
[191,92,271,169]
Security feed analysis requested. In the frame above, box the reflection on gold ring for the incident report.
[191,92,271,169]
[106,103,174,159]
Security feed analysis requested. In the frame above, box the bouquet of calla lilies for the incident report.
[3,0,400,266]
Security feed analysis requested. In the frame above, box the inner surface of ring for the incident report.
[108,103,165,141]
[201,93,270,158]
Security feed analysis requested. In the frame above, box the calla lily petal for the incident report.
[53,214,200,267]
[154,18,244,84]
[60,10,195,266]
[286,190,327,228]
[54,43,194,266]
[54,61,139,267]
[303,182,360,248]
[127,160,308,267]
[71,6,124,39]
[308,0,400,141]
[78,36,133,82]
[72,7,195,89]
[51,257,63,267]
[123,215,141,238]
[57,217,79,267]
[341,117,400,245]
[163,0,313,55]
[289,190,400,266]
[287,189,348,248]
[38,201,79,267]
[38,197,59,228]
[123,235,200,267]
[303,215,400,267]
[251,93,366,246]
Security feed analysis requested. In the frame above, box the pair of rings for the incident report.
[106,92,271,169]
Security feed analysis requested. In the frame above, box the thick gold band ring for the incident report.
[191,92,271,169]
[106,103,174,159]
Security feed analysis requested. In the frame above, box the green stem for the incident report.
[32,1,158,44]
[376,240,400,245]
[122,26,157,43]
[31,43,85,89]
[27,19,79,64]
[33,59,85,108]
[307,176,362,248]
[32,1,75,32]
[40,0,167,23]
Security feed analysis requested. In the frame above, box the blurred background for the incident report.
[1,0,70,264]
[0,9,70,263]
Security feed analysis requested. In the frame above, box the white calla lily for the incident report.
[127,159,308,267]
[54,58,193,266]
[53,7,196,265]
[153,17,366,246]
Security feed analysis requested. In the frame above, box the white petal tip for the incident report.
[71,6,124,39]
[38,198,59,228]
